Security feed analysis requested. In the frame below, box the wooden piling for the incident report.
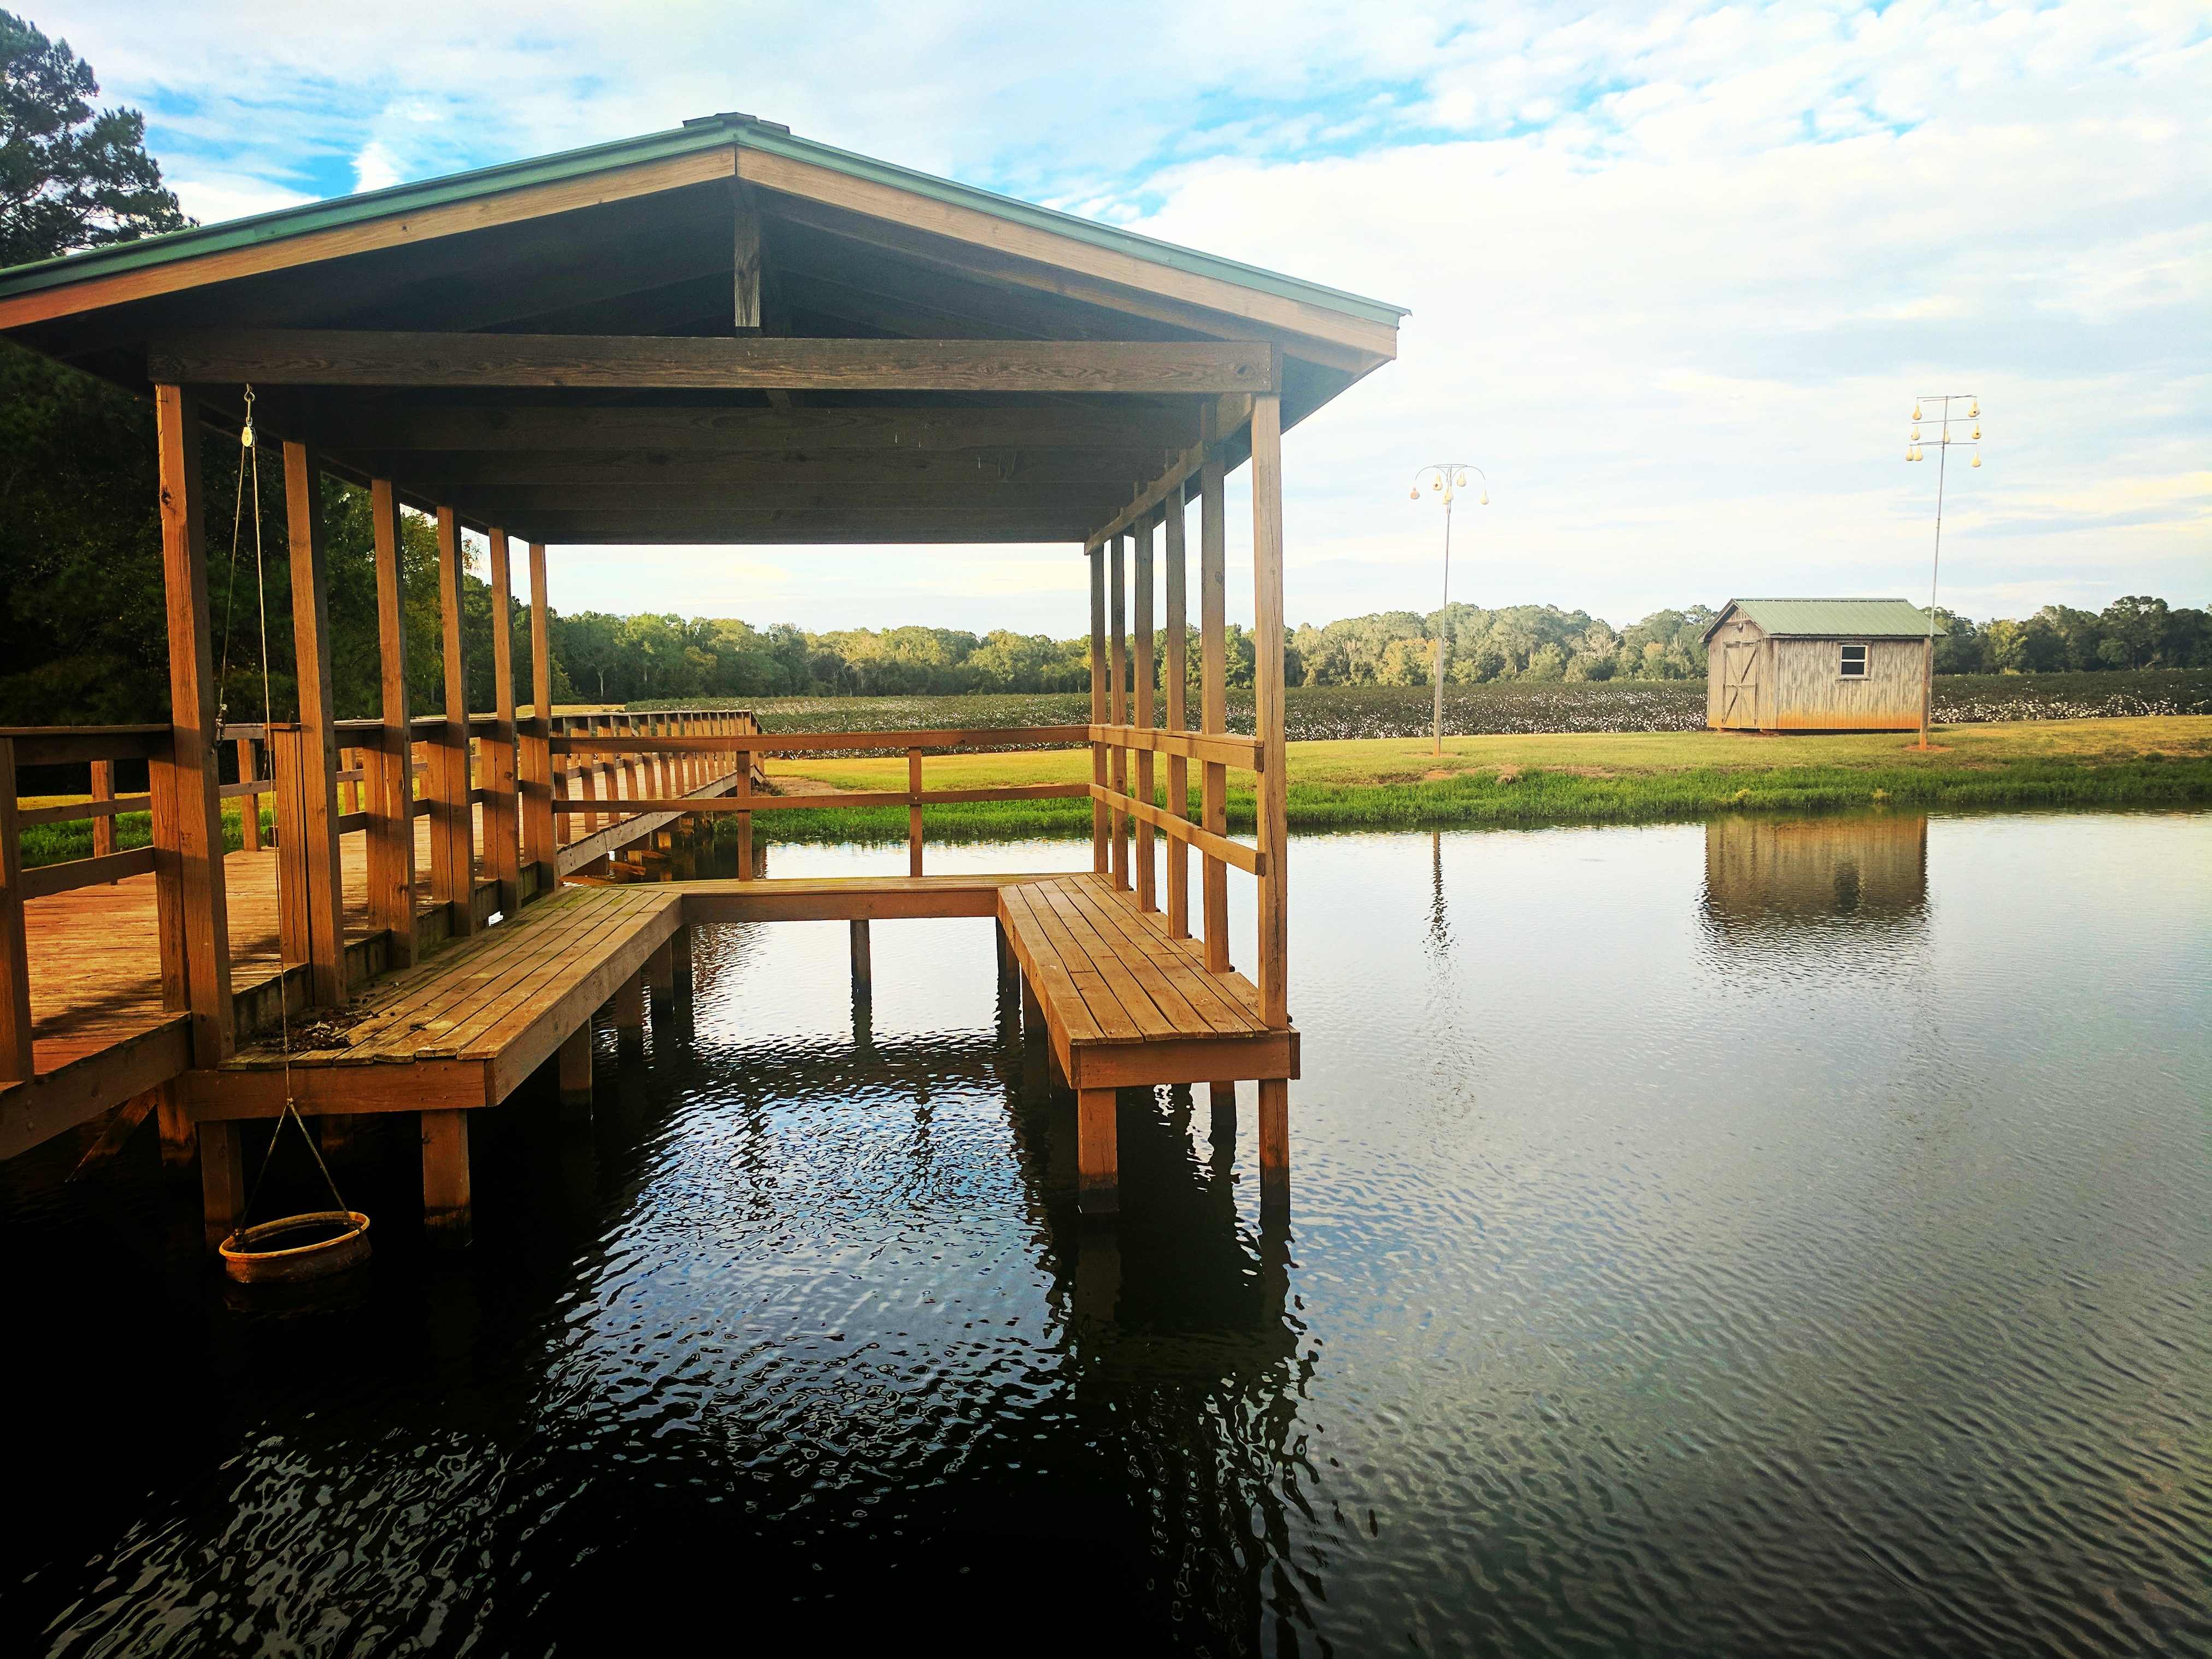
[1252,391,1289,1031]
[283,442,346,1004]
[1258,1077,1289,1211]
[850,918,872,998]
[646,936,674,999]
[1076,1086,1119,1215]
[368,480,417,966]
[155,1080,195,1172]
[558,1022,592,1118]
[421,1109,472,1245]
[198,1117,245,1252]
[671,923,693,990]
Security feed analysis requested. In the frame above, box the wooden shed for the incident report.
[1703,598,1932,732]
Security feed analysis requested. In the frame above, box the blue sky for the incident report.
[38,0,2211,635]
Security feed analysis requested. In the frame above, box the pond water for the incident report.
[3,811,2207,1656]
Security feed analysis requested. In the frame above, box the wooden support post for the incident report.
[551,714,570,853]
[368,480,417,966]
[646,936,674,999]
[234,742,262,852]
[1252,391,1289,1031]
[521,542,556,895]
[421,1109,472,1245]
[199,1117,246,1252]
[557,1022,592,1118]
[1209,1080,1237,1128]
[613,967,646,1055]
[1199,405,1230,976]
[268,723,315,985]
[283,442,346,1005]
[1163,481,1190,938]
[485,528,521,916]
[737,736,754,881]
[1109,533,1129,891]
[850,918,872,999]
[155,1080,195,1172]
[1077,1087,1119,1216]
[91,758,118,857]
[431,507,476,937]
[578,713,602,834]
[1133,517,1157,912]
[1088,546,1108,875]
[907,748,924,877]
[671,922,693,989]
[320,1113,356,1166]
[0,739,30,1082]
[1258,1077,1290,1211]
[154,385,233,1066]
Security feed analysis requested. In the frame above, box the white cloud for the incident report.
[166,175,314,226]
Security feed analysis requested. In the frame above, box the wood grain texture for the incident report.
[431,508,475,934]
[368,480,417,964]
[284,443,347,1004]
[1198,406,1230,975]
[1162,482,1191,939]
[1250,394,1289,1030]
[148,330,1278,393]
[485,529,521,913]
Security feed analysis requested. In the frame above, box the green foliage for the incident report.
[1,10,186,267]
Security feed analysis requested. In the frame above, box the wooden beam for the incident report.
[430,481,1140,515]
[1162,482,1190,938]
[488,511,1099,545]
[1199,401,1230,976]
[368,479,417,968]
[283,442,346,1005]
[551,723,1086,754]
[1251,394,1288,1031]
[149,330,1280,394]
[354,449,1174,487]
[522,542,556,892]
[302,403,1198,454]
[154,385,233,1065]
[1084,393,1252,551]
[732,184,762,332]
[0,148,739,331]
[432,508,475,937]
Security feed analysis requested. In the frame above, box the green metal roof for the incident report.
[0,111,1408,329]
[1707,598,1933,643]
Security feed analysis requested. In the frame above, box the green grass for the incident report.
[19,805,270,869]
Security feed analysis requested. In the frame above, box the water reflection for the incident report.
[1703,812,1928,930]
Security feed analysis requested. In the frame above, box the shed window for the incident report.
[1839,643,1868,678]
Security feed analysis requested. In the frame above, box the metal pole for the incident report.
[1921,426,1949,749]
[1433,493,1452,757]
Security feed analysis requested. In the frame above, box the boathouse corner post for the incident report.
[485,529,521,916]
[282,442,346,1004]
[1109,533,1129,891]
[521,543,556,897]
[368,481,417,967]
[431,507,476,938]
[1251,385,1291,1206]
[1162,480,1190,938]
[1133,516,1157,914]
[1088,544,1108,875]
[153,385,233,1067]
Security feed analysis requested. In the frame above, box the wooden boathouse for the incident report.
[1704,598,1935,733]
[0,113,1402,1242]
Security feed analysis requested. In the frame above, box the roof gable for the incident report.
[1705,599,1932,644]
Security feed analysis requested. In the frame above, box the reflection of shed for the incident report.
[1703,598,1931,732]
[1703,815,1928,929]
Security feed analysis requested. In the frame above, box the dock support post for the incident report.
[1251,389,1289,1029]
[155,1080,195,1172]
[421,1110,472,1245]
[154,384,233,1068]
[1198,404,1230,974]
[1258,1078,1289,1212]
[283,442,346,1004]
[646,937,674,1001]
[431,507,475,939]
[558,1023,592,1119]
[198,1118,245,1252]
[1209,1080,1237,1135]
[521,543,557,898]
[850,919,872,999]
[1163,481,1190,937]
[1133,517,1156,911]
[1088,546,1108,874]
[671,923,693,990]
[1020,977,1048,1107]
[485,529,521,917]
[1076,1087,1119,1216]
[368,481,417,967]
[612,968,646,1053]
[1108,535,1129,891]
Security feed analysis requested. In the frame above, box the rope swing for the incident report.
[219,387,372,1285]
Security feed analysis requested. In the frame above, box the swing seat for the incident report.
[220,1210,371,1284]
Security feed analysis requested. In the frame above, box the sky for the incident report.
[37,0,2211,636]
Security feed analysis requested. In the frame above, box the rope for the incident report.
[226,385,353,1248]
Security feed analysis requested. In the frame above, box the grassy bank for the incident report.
[18,804,267,869]
[734,717,2211,844]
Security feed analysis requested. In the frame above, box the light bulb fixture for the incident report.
[1410,486,1420,499]
[1912,404,1922,420]
[1969,401,1979,417]
[1455,470,1467,487]
[1971,452,1981,467]
[1431,476,1442,491]
[1971,426,1980,440]
[1479,489,1489,505]
[1911,427,1920,442]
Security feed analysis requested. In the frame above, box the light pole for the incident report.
[1904,395,1981,749]
[1410,463,1487,757]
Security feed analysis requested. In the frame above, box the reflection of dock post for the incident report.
[198,1119,246,1252]
[849,919,872,999]
[670,923,692,991]
[1257,1079,1289,1214]
[612,969,646,1057]
[645,936,674,1003]
[1209,1080,1237,1137]
[557,1023,592,1120]
[1072,1221,1121,1322]
[1021,975,1048,1105]
[421,1109,472,1246]
[1077,1087,1119,1215]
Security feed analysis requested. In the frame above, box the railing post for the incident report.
[233,741,262,854]
[0,739,32,1083]
[1089,545,1107,874]
[736,731,754,881]
[521,542,556,897]
[907,747,924,877]
[1109,533,1129,891]
[91,757,117,859]
[1163,480,1190,937]
[431,507,476,938]
[486,528,521,916]
[154,384,233,1065]
[1199,403,1231,975]
[1134,515,1157,912]
[551,715,570,855]
[369,480,417,965]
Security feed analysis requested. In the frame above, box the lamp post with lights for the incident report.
[1410,463,1488,757]
[1905,395,1981,749]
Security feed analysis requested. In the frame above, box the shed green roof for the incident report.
[0,111,1409,328]
[1705,598,1932,643]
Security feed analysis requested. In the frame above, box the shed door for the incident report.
[1721,643,1761,727]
